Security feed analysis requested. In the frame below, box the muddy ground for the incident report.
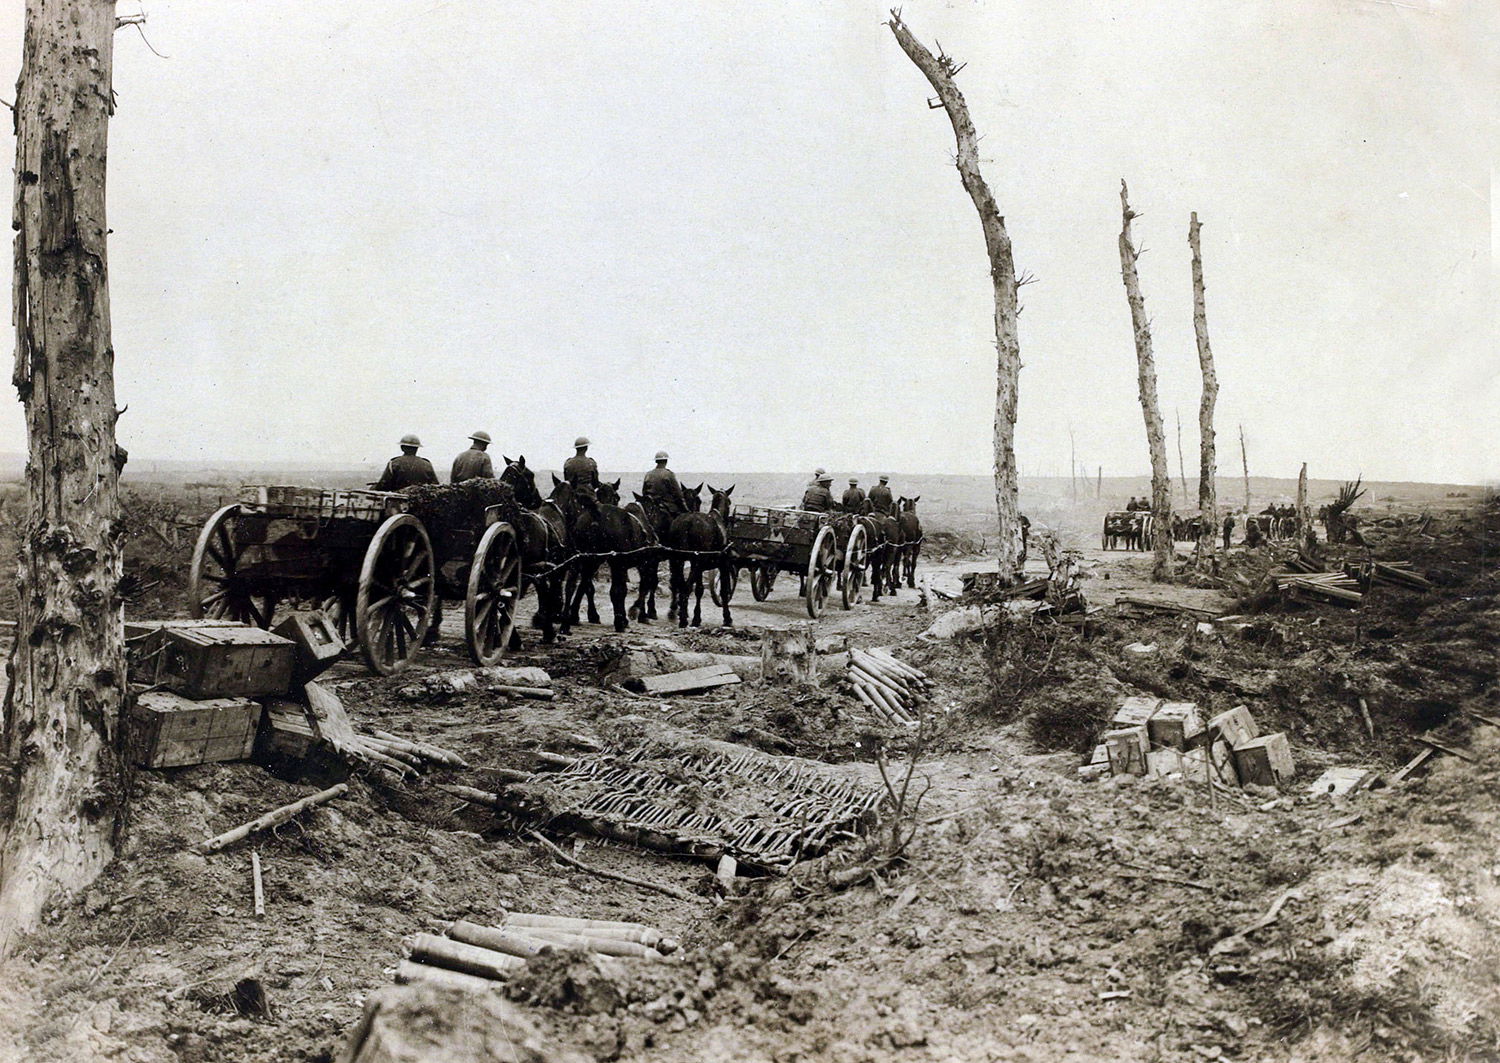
[0,497,1495,1062]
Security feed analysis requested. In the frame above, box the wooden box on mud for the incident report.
[159,626,296,699]
[125,618,244,683]
[130,691,262,768]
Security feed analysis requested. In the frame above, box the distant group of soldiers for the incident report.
[372,433,695,518]
[798,468,897,515]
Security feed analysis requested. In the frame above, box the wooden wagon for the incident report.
[1101,510,1153,551]
[712,505,870,619]
[186,485,522,675]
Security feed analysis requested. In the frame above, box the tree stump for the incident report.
[760,623,818,686]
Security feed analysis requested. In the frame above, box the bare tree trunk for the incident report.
[1239,424,1251,511]
[1297,462,1309,541]
[1175,410,1189,505]
[1189,212,1218,572]
[1117,181,1173,581]
[888,12,1024,580]
[0,0,126,954]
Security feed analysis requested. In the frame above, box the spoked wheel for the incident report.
[355,514,436,676]
[805,525,837,619]
[750,562,777,601]
[465,522,522,666]
[189,504,278,627]
[708,564,739,607]
[841,523,869,610]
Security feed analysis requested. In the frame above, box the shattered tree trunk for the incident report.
[1297,463,1309,540]
[1117,181,1173,581]
[1239,425,1251,511]
[888,12,1025,580]
[0,0,127,954]
[1189,212,1219,572]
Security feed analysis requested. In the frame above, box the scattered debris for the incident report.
[198,783,348,854]
[1083,697,1295,790]
[633,663,741,696]
[397,666,554,702]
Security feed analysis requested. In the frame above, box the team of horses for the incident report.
[482,457,923,646]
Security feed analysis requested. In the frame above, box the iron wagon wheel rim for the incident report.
[188,503,277,627]
[805,525,836,619]
[355,513,436,676]
[709,563,738,607]
[841,524,868,610]
[466,522,522,666]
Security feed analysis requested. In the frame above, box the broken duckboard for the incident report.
[463,742,885,875]
[634,664,741,695]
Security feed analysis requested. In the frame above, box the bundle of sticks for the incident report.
[1270,571,1363,607]
[397,913,677,992]
[1345,560,1433,592]
[847,648,930,726]
[345,729,468,778]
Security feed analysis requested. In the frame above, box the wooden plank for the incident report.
[638,665,741,695]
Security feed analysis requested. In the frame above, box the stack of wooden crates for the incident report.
[1082,695,1294,789]
[126,615,342,769]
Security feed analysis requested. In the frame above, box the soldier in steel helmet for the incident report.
[800,473,835,513]
[563,436,599,491]
[867,475,895,516]
[374,434,438,491]
[450,430,495,484]
[642,450,687,520]
[841,478,867,513]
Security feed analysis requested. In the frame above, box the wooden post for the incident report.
[1118,180,1174,582]
[1297,463,1310,541]
[1240,425,1251,512]
[760,623,818,686]
[1069,428,1077,504]
[1190,212,1219,572]
[888,12,1026,582]
[1097,465,1102,499]
[1175,410,1189,505]
[0,0,127,955]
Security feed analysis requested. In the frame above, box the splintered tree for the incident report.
[1117,181,1173,581]
[888,11,1025,580]
[1189,212,1218,571]
[0,0,127,953]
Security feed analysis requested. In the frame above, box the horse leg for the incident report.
[907,544,918,588]
[610,561,629,633]
[719,563,733,627]
[583,567,601,625]
[690,562,704,627]
[671,558,689,629]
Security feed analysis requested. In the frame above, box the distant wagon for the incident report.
[709,505,870,618]
[186,485,523,675]
[1101,510,1154,551]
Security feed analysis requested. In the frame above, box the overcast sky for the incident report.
[1,0,1494,483]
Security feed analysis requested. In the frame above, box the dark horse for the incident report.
[492,455,569,646]
[897,496,923,588]
[860,500,905,597]
[554,477,656,634]
[665,484,733,628]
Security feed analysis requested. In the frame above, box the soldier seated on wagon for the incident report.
[800,474,835,513]
[868,475,895,515]
[374,434,438,491]
[841,478,866,513]
[450,430,494,484]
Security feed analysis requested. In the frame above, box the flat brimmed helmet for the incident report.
[574,436,590,448]
[400,434,422,448]
[470,431,491,444]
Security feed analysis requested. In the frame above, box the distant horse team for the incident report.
[473,458,922,648]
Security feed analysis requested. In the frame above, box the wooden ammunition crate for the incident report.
[126,619,246,683]
[130,691,262,768]
[272,612,345,682]
[237,485,396,522]
[160,626,296,699]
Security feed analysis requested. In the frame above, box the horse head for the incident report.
[707,484,734,522]
[546,477,584,524]
[501,455,543,509]
[899,495,920,512]
[682,483,705,512]
[595,478,623,506]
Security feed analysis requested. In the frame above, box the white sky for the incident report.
[2,0,1495,483]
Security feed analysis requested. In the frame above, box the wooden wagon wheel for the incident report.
[188,504,278,627]
[804,525,837,619]
[749,561,777,601]
[319,590,358,645]
[840,523,869,610]
[355,514,436,676]
[708,563,739,607]
[465,522,522,666]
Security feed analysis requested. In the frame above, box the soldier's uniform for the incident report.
[841,481,866,512]
[563,454,598,488]
[451,447,494,484]
[868,480,894,515]
[801,480,834,513]
[375,452,438,491]
[643,462,686,517]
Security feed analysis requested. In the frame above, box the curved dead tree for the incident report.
[887,11,1026,581]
